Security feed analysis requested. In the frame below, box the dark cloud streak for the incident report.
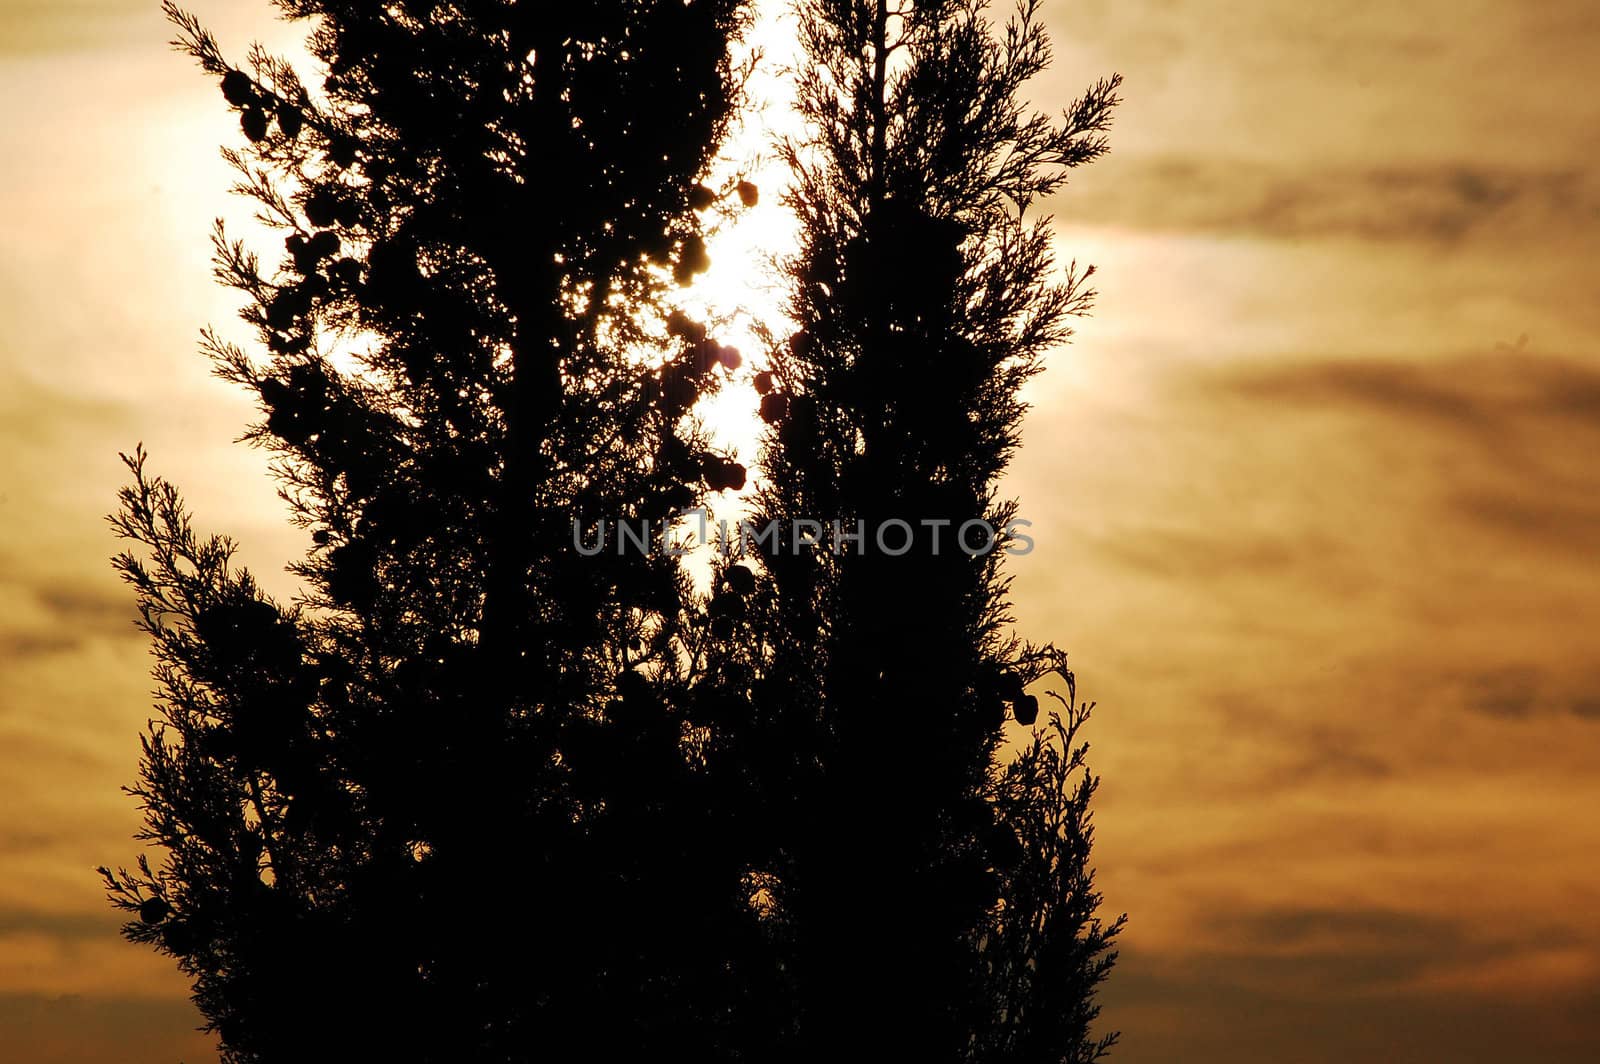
[1052,156,1599,245]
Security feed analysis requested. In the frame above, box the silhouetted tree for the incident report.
[103,1,1124,1060]
[735,1,1125,1060]
[100,2,768,1060]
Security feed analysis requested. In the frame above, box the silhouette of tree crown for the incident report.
[102,2,1122,1062]
[738,0,1124,1059]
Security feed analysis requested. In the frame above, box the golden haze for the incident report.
[0,1,1597,1060]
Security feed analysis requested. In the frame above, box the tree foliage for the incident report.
[741,0,1124,1059]
[102,1,1122,1061]
[103,1,764,1059]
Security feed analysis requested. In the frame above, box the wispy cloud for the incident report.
[0,1,148,57]
[1053,158,1600,245]
[1219,350,1600,431]
[1104,927,1600,1063]
[1456,665,1600,722]
[0,993,213,1061]
[1213,350,1600,554]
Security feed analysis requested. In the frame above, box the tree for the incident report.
[100,1,768,1059]
[102,1,1124,1060]
[737,1,1124,1059]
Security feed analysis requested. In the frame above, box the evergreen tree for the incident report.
[102,1,1125,1060]
[740,1,1124,1059]
[100,2,765,1059]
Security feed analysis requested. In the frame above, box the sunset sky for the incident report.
[2,1,1598,1061]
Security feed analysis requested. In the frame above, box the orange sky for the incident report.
[2,1,1598,1061]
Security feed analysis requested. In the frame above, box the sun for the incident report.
[652,1,804,574]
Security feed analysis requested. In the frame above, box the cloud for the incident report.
[1036,0,1600,176]
[0,1,147,57]
[0,633,82,660]
[0,907,121,942]
[1227,357,1497,427]
[1102,924,1600,1064]
[0,992,212,1063]
[1457,667,1600,723]
[0,376,149,664]
[1463,666,1542,719]
[1207,906,1505,993]
[1091,526,1304,582]
[31,583,140,638]
[0,371,141,450]
[1065,352,1600,637]
[1171,690,1397,797]
[1572,697,1600,721]
[0,570,143,668]
[1213,350,1600,547]
[1052,157,1600,246]
[1222,350,1600,429]
[1451,489,1600,557]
